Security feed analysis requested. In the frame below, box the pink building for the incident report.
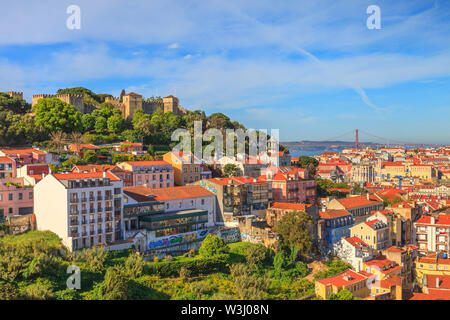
[0,148,47,166]
[0,178,34,218]
[116,161,174,189]
[259,166,317,204]
[0,156,16,178]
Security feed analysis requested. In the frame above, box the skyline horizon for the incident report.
[1,1,449,144]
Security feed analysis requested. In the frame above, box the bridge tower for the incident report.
[355,129,359,150]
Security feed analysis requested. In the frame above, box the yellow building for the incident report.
[315,269,369,299]
[415,253,450,284]
[381,162,406,179]
[370,210,402,246]
[407,164,436,180]
[350,219,390,252]
[163,151,202,186]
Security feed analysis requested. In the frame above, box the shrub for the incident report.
[199,234,229,258]
[164,255,173,262]
[145,257,228,277]
[125,253,145,279]
[153,257,159,263]
[179,266,192,281]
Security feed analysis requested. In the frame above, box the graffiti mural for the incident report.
[148,229,210,249]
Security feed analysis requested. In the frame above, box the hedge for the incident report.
[144,257,229,277]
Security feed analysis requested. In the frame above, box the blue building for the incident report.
[319,209,354,245]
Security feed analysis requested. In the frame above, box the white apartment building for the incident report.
[415,215,450,256]
[333,236,374,272]
[34,172,125,252]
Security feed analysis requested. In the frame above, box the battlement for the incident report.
[32,94,54,99]
[105,96,121,104]
[55,94,84,99]
[3,91,23,99]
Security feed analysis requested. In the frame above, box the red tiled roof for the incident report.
[416,215,450,226]
[344,237,368,249]
[426,275,450,289]
[130,185,215,201]
[319,209,351,219]
[410,289,450,300]
[52,172,120,181]
[270,202,312,211]
[120,161,171,167]
[384,246,404,253]
[337,195,382,209]
[316,269,366,287]
[123,186,156,202]
[0,156,15,163]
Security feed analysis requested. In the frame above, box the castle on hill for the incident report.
[26,90,188,120]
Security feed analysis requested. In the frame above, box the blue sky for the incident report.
[0,0,449,144]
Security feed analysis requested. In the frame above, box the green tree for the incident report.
[223,164,239,177]
[101,266,131,300]
[199,234,229,258]
[33,97,83,133]
[295,156,318,169]
[230,263,269,300]
[94,116,107,133]
[107,113,125,133]
[81,114,95,132]
[0,92,30,113]
[328,289,354,300]
[0,280,20,300]
[246,244,270,269]
[274,211,314,258]
[124,253,145,279]
[82,150,98,163]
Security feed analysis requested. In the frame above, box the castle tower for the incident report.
[122,92,143,120]
[163,95,180,114]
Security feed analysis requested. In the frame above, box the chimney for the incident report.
[430,216,435,224]
[322,206,327,213]
[366,193,370,200]
[103,171,107,178]
[436,277,440,288]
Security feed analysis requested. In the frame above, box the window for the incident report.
[8,193,13,201]
[29,192,33,199]
[201,199,205,205]
[19,193,23,200]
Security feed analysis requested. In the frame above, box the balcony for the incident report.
[89,208,95,214]
[97,207,103,212]
[97,217,103,223]
[81,197,87,202]
[105,195,113,200]
[97,196,103,201]
[81,209,87,215]
[89,197,95,201]
[105,216,113,222]
[70,198,79,203]
[69,219,79,226]
[69,211,79,216]
[105,207,113,212]
[70,232,79,237]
